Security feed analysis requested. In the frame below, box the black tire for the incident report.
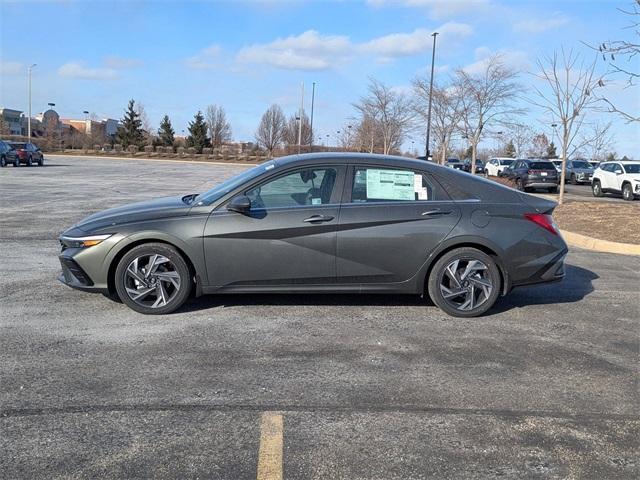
[114,243,192,315]
[570,173,577,185]
[592,180,603,197]
[38,156,44,166]
[0,156,5,168]
[27,155,33,167]
[547,186,558,193]
[13,157,20,167]
[516,178,524,191]
[427,247,501,318]
[622,183,635,201]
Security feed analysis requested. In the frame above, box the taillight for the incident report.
[528,169,534,174]
[524,213,558,236]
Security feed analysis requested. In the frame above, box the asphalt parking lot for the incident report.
[1,156,639,479]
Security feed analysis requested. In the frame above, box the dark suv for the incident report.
[0,140,19,167]
[9,142,44,166]
[461,158,485,174]
[503,159,559,193]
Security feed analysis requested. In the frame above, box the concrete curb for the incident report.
[45,153,257,167]
[560,229,640,256]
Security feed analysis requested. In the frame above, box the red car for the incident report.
[9,142,44,166]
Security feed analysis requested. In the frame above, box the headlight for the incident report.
[60,234,112,248]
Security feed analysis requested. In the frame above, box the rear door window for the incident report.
[351,167,435,203]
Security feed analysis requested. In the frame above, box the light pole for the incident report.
[425,31,438,160]
[297,81,304,154]
[309,82,316,149]
[551,123,558,146]
[27,64,36,140]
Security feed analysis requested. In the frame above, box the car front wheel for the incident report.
[427,247,501,318]
[13,157,20,167]
[592,180,603,197]
[38,157,44,166]
[0,156,5,168]
[622,183,635,201]
[27,156,33,167]
[114,243,192,314]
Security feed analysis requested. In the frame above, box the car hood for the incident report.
[73,195,193,232]
[572,168,594,174]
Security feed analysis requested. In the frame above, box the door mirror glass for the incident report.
[227,195,251,214]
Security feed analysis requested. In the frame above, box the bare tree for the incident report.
[531,49,602,203]
[255,104,286,157]
[337,124,356,150]
[284,112,312,147]
[413,79,464,164]
[527,132,550,158]
[206,105,232,149]
[590,0,639,122]
[353,114,383,153]
[135,103,154,146]
[579,121,616,161]
[456,54,523,174]
[505,122,533,158]
[353,78,414,155]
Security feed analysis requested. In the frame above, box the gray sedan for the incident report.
[58,153,568,318]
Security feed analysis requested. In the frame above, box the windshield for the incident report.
[500,160,514,165]
[447,159,460,163]
[572,161,592,169]
[194,161,275,205]
[623,164,640,174]
[11,143,26,149]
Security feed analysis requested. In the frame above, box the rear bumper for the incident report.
[525,181,558,188]
[512,249,568,289]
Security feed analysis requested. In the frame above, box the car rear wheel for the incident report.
[516,178,524,191]
[592,180,603,197]
[114,243,192,315]
[0,156,5,167]
[38,157,44,166]
[13,157,20,167]
[622,183,635,201]
[427,247,501,318]
[27,156,33,167]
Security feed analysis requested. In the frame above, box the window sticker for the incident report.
[311,198,321,205]
[366,169,415,200]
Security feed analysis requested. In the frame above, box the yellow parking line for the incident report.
[257,412,283,480]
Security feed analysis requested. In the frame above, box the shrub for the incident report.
[127,145,139,154]
[187,147,196,155]
[177,146,185,155]
[202,147,212,155]
[114,144,123,153]
[144,145,154,154]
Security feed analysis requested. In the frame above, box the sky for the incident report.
[1,0,638,156]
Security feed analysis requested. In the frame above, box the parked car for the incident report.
[9,142,44,166]
[461,158,485,174]
[502,159,559,193]
[565,160,595,184]
[551,160,562,173]
[58,153,567,318]
[0,139,19,167]
[445,158,464,170]
[486,157,514,177]
[588,160,600,170]
[592,160,640,201]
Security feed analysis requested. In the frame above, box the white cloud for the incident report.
[360,22,472,61]
[185,44,222,69]
[57,62,118,80]
[0,61,25,75]
[367,0,491,19]
[463,48,530,75]
[104,55,142,69]
[236,30,352,71]
[514,14,569,33]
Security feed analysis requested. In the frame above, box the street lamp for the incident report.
[310,82,316,149]
[425,31,439,160]
[27,64,36,141]
[551,123,558,145]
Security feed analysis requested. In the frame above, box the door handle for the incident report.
[303,215,334,223]
[421,209,452,216]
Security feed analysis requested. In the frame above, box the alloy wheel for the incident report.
[124,254,181,308]
[439,259,493,311]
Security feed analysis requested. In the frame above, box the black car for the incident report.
[461,158,485,174]
[58,153,568,318]
[503,159,559,193]
[0,140,19,167]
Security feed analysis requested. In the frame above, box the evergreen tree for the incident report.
[605,152,616,161]
[157,114,175,147]
[186,111,209,153]
[546,141,557,159]
[504,140,516,158]
[116,99,143,148]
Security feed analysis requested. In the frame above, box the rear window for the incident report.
[11,143,26,149]
[530,162,555,170]
[624,164,640,174]
[351,167,434,202]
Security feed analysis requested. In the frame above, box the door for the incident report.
[203,165,345,288]
[336,165,461,285]
[600,163,616,190]
[611,163,624,191]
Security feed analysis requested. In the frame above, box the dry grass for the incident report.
[554,201,640,245]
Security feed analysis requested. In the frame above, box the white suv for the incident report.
[486,157,515,177]
[592,161,640,201]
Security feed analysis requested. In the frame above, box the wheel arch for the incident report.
[419,237,510,296]
[106,237,201,298]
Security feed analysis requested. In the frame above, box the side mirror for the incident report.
[227,195,251,214]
